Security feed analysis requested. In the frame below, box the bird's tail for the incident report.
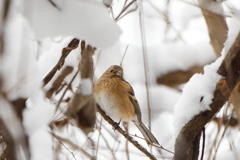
[134,123,159,145]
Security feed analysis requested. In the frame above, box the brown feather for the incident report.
[93,65,159,145]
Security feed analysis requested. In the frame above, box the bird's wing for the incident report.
[121,80,143,124]
[129,96,142,124]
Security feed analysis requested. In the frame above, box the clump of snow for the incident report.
[28,129,53,160]
[25,0,121,48]
[0,14,38,100]
[222,10,240,56]
[173,9,240,138]
[77,78,93,96]
[23,90,55,160]
[173,57,223,137]
[0,1,56,159]
[198,0,225,16]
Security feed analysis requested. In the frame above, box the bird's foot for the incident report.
[113,122,120,130]
[112,119,122,130]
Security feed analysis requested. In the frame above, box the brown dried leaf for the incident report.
[46,66,73,99]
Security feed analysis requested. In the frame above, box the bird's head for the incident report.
[105,65,123,77]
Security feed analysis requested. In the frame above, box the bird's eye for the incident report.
[110,69,113,72]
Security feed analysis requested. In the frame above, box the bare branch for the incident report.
[96,105,157,160]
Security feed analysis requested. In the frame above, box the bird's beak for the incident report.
[116,71,122,76]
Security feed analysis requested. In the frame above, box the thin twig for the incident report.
[138,0,152,151]
[120,44,129,67]
[151,144,174,155]
[147,0,186,43]
[123,122,130,160]
[52,104,68,122]
[97,119,120,142]
[212,110,234,160]
[96,105,157,160]
[129,133,174,154]
[52,133,77,160]
[48,0,61,11]
[200,127,205,160]
[208,103,230,160]
[116,5,138,21]
[123,0,128,7]
[94,49,101,73]
[51,132,93,159]
[55,69,79,112]
[87,137,96,160]
[115,0,137,21]
[55,82,67,95]
[96,117,102,160]
[100,129,117,160]
[110,6,115,20]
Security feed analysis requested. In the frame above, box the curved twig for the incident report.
[43,38,79,87]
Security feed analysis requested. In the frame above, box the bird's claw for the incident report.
[113,122,120,130]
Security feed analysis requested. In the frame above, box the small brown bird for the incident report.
[93,65,159,145]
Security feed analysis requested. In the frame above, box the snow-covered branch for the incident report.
[174,28,240,160]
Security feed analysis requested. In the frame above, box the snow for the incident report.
[222,10,240,56]
[173,6,240,139]
[0,14,37,100]
[173,8,240,139]
[77,78,93,96]
[28,129,53,160]
[173,57,223,137]
[0,5,55,160]
[198,0,225,16]
[1,0,240,159]
[24,0,121,48]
